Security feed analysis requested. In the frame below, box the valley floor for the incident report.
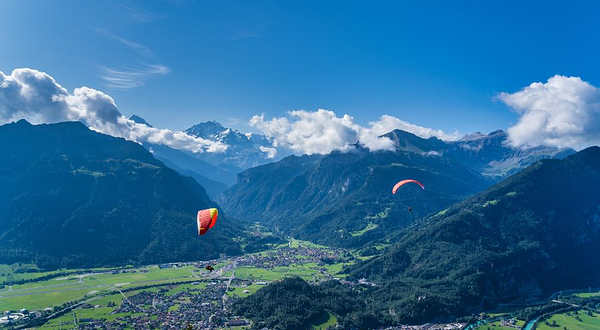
[0,239,358,329]
[2,239,600,330]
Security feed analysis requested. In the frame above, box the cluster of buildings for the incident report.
[499,318,519,328]
[0,309,41,325]
[4,242,358,328]
[236,245,346,271]
[72,281,249,329]
[382,323,466,330]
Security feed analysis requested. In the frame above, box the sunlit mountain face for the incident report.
[235,147,600,327]
[219,129,573,248]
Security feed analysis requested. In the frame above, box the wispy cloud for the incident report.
[231,30,262,40]
[100,64,170,89]
[119,5,159,23]
[97,29,153,58]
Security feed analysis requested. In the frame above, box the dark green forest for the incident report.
[236,147,600,327]
[0,120,243,268]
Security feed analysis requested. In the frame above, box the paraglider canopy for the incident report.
[197,208,218,235]
[392,179,425,194]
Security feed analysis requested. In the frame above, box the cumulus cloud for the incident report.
[0,68,226,153]
[498,75,600,150]
[249,109,458,155]
[367,115,460,141]
[250,110,360,154]
[259,146,277,159]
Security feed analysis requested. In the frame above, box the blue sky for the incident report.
[1,0,599,134]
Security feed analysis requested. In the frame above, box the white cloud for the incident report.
[100,64,170,90]
[259,146,277,159]
[249,109,458,155]
[96,29,169,89]
[367,115,460,141]
[422,150,442,157]
[119,5,159,23]
[498,75,600,150]
[0,68,226,153]
[97,29,153,58]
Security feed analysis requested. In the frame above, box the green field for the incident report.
[0,263,56,284]
[537,311,600,330]
[374,242,391,250]
[36,290,146,329]
[483,200,499,207]
[39,308,144,329]
[365,207,391,221]
[575,289,600,298]
[0,265,205,311]
[322,261,352,277]
[288,238,329,249]
[0,235,354,330]
[236,264,318,281]
[576,293,600,298]
[310,311,338,330]
[350,222,378,237]
[0,264,133,285]
[474,319,524,330]
[165,282,206,296]
[227,284,262,297]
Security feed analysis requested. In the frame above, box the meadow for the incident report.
[0,265,204,311]
[310,311,338,330]
[473,319,524,330]
[37,291,146,329]
[537,311,600,330]
[0,238,351,316]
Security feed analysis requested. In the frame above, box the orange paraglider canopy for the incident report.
[197,208,218,235]
[392,179,425,194]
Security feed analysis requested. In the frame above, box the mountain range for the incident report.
[0,120,243,269]
[130,114,572,206]
[185,120,289,170]
[348,146,600,322]
[235,146,600,327]
[143,142,234,197]
[384,129,574,181]
[2,117,597,327]
[219,129,573,248]
[129,115,290,197]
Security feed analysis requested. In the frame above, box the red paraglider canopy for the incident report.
[392,179,425,194]
[197,208,218,235]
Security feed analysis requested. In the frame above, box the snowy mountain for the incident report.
[385,129,575,181]
[125,116,287,193]
[184,121,288,169]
